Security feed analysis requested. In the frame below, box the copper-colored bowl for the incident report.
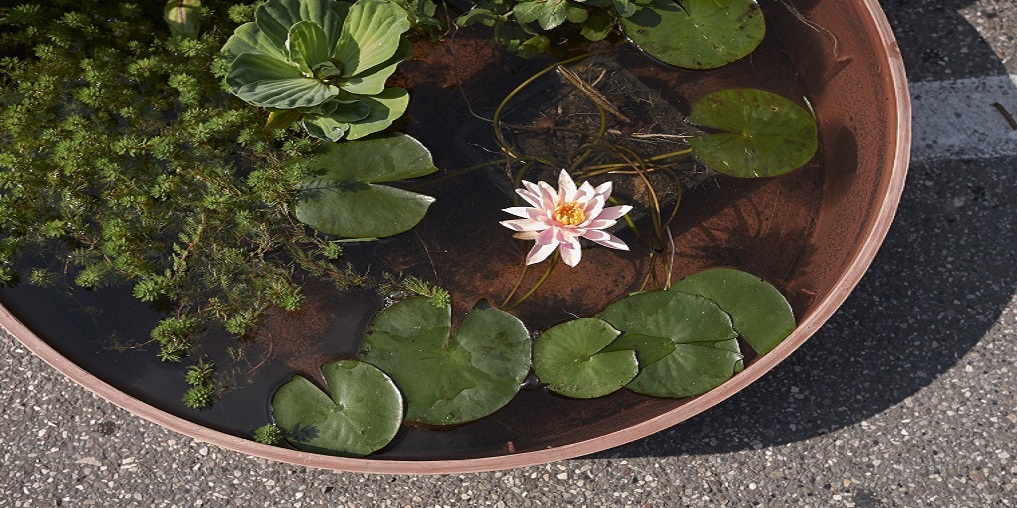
[1,0,908,474]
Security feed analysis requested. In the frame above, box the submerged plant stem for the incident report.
[492,52,599,159]
[505,253,559,311]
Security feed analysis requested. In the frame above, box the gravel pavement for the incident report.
[2,1,1016,506]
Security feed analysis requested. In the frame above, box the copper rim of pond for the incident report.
[1,0,910,474]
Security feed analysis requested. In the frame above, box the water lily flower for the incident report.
[501,170,632,267]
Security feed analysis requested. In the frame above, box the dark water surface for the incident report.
[0,17,825,460]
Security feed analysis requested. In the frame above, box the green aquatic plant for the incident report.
[358,297,531,426]
[457,0,627,57]
[222,0,413,141]
[0,1,385,370]
[295,133,438,238]
[272,359,403,456]
[621,0,765,69]
[252,423,287,445]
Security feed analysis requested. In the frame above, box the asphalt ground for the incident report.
[2,1,1015,506]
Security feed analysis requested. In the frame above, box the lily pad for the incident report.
[688,88,819,178]
[271,359,403,457]
[621,0,765,70]
[600,333,675,368]
[601,290,742,398]
[295,132,437,239]
[670,268,795,354]
[533,318,638,399]
[359,298,531,426]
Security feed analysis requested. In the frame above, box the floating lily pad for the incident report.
[358,298,531,426]
[621,0,765,70]
[295,132,437,239]
[670,268,796,354]
[271,359,403,457]
[600,333,675,368]
[601,290,742,398]
[688,88,819,178]
[534,318,638,399]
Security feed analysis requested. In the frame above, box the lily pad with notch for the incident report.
[688,88,819,178]
[670,268,796,355]
[621,0,765,70]
[533,318,638,399]
[295,132,437,239]
[358,297,531,426]
[271,359,403,457]
[600,290,743,398]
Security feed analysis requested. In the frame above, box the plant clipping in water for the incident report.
[501,170,632,267]
[222,0,413,141]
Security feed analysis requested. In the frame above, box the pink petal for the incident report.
[503,206,533,218]
[584,218,617,230]
[536,181,558,210]
[575,181,596,203]
[557,169,577,202]
[581,195,606,224]
[553,226,577,243]
[593,181,612,198]
[500,218,547,232]
[582,229,629,251]
[558,236,582,267]
[515,188,543,208]
[525,229,559,265]
[513,231,540,240]
[596,205,632,220]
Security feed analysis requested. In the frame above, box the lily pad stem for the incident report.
[505,252,559,311]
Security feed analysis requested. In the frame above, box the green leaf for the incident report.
[612,0,638,17]
[534,318,637,399]
[600,290,742,397]
[359,298,531,426]
[295,132,437,238]
[514,0,570,31]
[669,268,795,354]
[334,0,411,77]
[288,21,331,73]
[321,99,373,122]
[256,0,347,52]
[580,10,615,41]
[621,0,765,70]
[221,22,288,64]
[164,0,202,39]
[456,7,501,27]
[344,87,410,140]
[688,89,818,177]
[601,333,675,367]
[301,115,350,142]
[340,38,412,96]
[272,359,403,457]
[227,53,339,109]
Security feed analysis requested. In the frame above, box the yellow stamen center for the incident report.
[553,201,586,226]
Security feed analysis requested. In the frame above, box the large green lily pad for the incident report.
[621,0,765,70]
[358,298,531,426]
[533,318,638,399]
[272,359,403,457]
[295,132,437,239]
[670,268,796,354]
[601,290,742,398]
[688,88,819,178]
